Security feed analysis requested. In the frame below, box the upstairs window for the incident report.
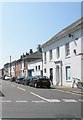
[38,65,40,70]
[65,43,70,56]
[56,47,60,59]
[49,49,53,60]
[35,66,37,71]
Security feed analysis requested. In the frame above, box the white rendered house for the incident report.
[28,59,43,76]
[42,18,83,87]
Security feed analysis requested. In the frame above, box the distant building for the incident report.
[0,68,4,77]
[11,61,16,77]
[28,59,43,76]
[4,63,10,76]
[21,50,42,76]
[42,18,83,87]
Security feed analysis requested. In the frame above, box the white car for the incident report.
[5,76,11,80]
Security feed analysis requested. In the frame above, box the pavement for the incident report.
[51,84,83,95]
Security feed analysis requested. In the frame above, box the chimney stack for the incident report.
[29,49,33,55]
[37,44,42,53]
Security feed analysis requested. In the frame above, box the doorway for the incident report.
[56,65,60,85]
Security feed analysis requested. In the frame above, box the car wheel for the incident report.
[47,85,50,89]
[25,82,27,85]
[78,83,82,89]
[34,83,38,88]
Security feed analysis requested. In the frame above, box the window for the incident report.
[38,65,40,70]
[65,43,70,56]
[66,66,71,80]
[35,66,37,71]
[56,47,60,58]
[44,68,46,73]
[49,49,53,60]
[44,52,46,63]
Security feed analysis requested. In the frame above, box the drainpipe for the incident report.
[10,56,11,77]
[60,61,63,86]
[42,58,43,76]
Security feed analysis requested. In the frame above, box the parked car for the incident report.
[10,76,17,82]
[15,76,25,84]
[29,76,51,88]
[22,76,33,85]
[5,76,11,80]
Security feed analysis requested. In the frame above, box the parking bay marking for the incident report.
[17,87,26,91]
[11,85,15,87]
[32,100,45,103]
[62,99,77,102]
[79,99,83,102]
[1,100,12,103]
[16,101,27,103]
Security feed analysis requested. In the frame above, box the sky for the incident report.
[0,2,82,68]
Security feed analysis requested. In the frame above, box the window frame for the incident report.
[65,42,70,57]
[66,66,71,81]
[49,49,53,60]
[56,47,60,59]
[44,68,46,73]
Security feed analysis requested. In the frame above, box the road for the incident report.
[0,79,82,119]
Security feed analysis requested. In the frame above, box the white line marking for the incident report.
[16,101,27,103]
[79,99,83,102]
[17,87,26,91]
[30,92,51,103]
[32,101,45,103]
[63,99,77,102]
[47,99,60,103]
[1,100,11,103]
[52,89,82,96]
[11,85,15,87]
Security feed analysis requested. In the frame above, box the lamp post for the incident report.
[10,56,11,77]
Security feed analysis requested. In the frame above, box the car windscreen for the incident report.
[38,76,49,80]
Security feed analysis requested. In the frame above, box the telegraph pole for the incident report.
[10,56,11,77]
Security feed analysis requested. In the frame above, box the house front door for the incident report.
[56,65,60,86]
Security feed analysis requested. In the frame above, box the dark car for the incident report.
[22,76,33,85]
[15,76,25,84]
[29,76,51,88]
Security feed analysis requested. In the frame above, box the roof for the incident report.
[22,51,42,61]
[42,17,83,48]
[4,63,10,67]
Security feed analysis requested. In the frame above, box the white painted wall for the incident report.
[81,37,83,81]
[28,59,42,76]
[42,29,82,87]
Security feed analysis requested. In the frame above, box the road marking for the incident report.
[79,99,83,102]
[11,85,15,87]
[47,99,60,103]
[17,87,26,91]
[32,100,45,103]
[1,100,11,103]
[7,83,9,85]
[63,99,77,102]
[30,92,51,103]
[52,89,82,96]
[16,101,27,103]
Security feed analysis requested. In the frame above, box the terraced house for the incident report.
[42,18,83,87]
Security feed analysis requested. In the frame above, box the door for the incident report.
[56,65,60,85]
